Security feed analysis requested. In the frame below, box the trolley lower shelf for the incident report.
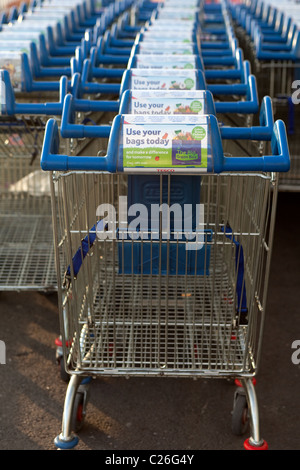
[67,262,256,376]
[0,198,57,290]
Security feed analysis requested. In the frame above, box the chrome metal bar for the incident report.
[242,378,263,447]
[59,374,82,442]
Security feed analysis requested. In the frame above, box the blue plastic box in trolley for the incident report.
[118,114,213,276]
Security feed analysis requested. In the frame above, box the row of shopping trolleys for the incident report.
[228,0,300,191]
[0,0,291,451]
[0,0,290,291]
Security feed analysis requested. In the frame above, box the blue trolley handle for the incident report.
[103,31,132,55]
[215,75,259,115]
[89,47,125,78]
[12,53,63,93]
[30,43,72,79]
[95,37,132,65]
[220,95,273,140]
[255,29,300,60]
[67,72,259,133]
[208,59,251,97]
[41,117,120,172]
[60,94,115,138]
[63,82,266,142]
[222,120,290,172]
[7,5,18,22]
[204,49,245,80]
[71,72,120,108]
[108,26,135,48]
[1,70,68,116]
[41,116,290,173]
[39,35,75,68]
[80,59,121,95]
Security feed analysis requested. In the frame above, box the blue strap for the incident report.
[65,220,105,282]
[81,117,98,126]
[222,225,248,314]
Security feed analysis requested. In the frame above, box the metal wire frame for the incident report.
[250,59,300,191]
[0,90,116,290]
[234,27,300,191]
[0,114,61,290]
[50,163,278,379]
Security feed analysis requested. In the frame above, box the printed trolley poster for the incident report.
[122,116,209,173]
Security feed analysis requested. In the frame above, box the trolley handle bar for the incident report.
[81,59,121,95]
[255,28,300,60]
[61,87,266,141]
[1,70,68,116]
[215,75,259,115]
[41,117,290,173]
[223,120,290,172]
[220,96,273,140]
[61,94,113,139]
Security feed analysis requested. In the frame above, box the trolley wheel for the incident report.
[71,392,86,433]
[232,392,249,436]
[244,438,268,451]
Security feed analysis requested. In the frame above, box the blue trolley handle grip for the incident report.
[61,94,115,138]
[215,75,259,115]
[95,37,132,65]
[89,47,125,78]
[222,120,290,172]
[108,27,135,48]
[7,6,18,22]
[103,31,132,56]
[22,53,63,93]
[220,95,273,140]
[41,118,119,172]
[255,29,300,60]
[81,59,121,94]
[30,42,72,78]
[208,59,251,96]
[70,72,120,108]
[1,70,68,116]
[204,49,244,80]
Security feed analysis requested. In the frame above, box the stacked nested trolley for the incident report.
[0,0,132,290]
[0,0,85,291]
[37,0,290,451]
[229,0,300,191]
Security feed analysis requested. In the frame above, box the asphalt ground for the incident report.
[0,191,299,451]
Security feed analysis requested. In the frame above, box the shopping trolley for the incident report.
[0,0,136,290]
[0,69,71,291]
[63,70,267,157]
[0,0,90,292]
[229,0,300,190]
[60,83,275,187]
[119,62,259,130]
[41,102,290,449]
[0,0,136,83]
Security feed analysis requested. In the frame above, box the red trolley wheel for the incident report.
[235,378,257,388]
[244,438,268,450]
